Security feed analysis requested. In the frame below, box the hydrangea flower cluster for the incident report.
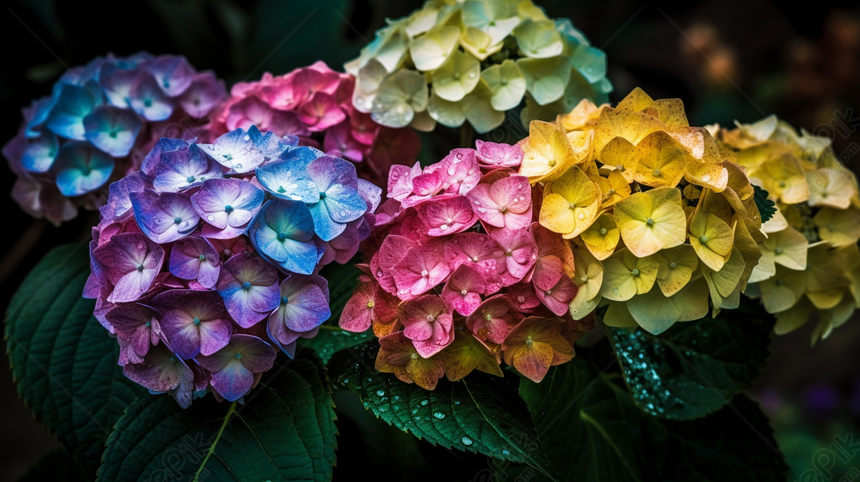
[338,140,593,388]
[522,88,764,335]
[205,61,420,187]
[715,116,860,342]
[3,53,226,225]
[85,126,381,407]
[345,0,612,134]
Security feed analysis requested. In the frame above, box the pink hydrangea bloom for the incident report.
[339,142,593,389]
[205,61,420,188]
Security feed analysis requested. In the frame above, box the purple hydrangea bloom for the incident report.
[3,53,226,225]
[87,124,379,407]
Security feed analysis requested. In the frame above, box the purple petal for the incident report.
[168,236,221,288]
[191,178,264,229]
[131,190,199,243]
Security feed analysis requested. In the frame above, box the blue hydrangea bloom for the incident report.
[3,52,226,224]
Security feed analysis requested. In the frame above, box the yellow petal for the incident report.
[602,301,638,328]
[593,108,666,154]
[600,248,658,301]
[652,244,698,296]
[615,87,654,113]
[732,213,763,291]
[569,289,600,320]
[689,211,735,271]
[614,187,687,258]
[675,277,711,321]
[633,131,688,188]
[759,265,806,313]
[580,213,620,260]
[627,289,682,334]
[748,248,776,283]
[650,98,689,127]
[571,245,604,301]
[806,167,856,209]
[557,98,602,132]
[596,137,638,183]
[761,206,788,233]
[752,153,809,204]
[805,241,850,292]
[806,289,845,310]
[540,166,600,237]
[519,120,582,182]
[773,297,813,335]
[762,226,808,270]
[702,247,745,299]
[684,161,729,192]
[814,207,860,248]
[597,170,632,208]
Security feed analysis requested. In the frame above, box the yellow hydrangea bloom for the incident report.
[718,115,860,343]
[520,87,764,335]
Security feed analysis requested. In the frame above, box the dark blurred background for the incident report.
[1,0,859,480]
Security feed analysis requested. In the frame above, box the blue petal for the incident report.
[144,55,194,97]
[247,125,288,158]
[198,128,265,173]
[141,137,190,175]
[100,68,140,108]
[83,105,142,157]
[308,201,347,242]
[21,133,59,173]
[24,97,56,138]
[276,145,324,167]
[54,142,115,196]
[46,81,103,140]
[255,159,319,203]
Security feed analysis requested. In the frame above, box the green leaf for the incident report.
[519,347,787,481]
[603,298,775,420]
[753,185,777,223]
[98,350,337,482]
[298,260,372,363]
[328,340,557,481]
[18,448,91,482]
[5,243,145,475]
[519,351,644,481]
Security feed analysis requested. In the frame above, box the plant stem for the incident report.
[459,123,475,148]
[318,324,346,332]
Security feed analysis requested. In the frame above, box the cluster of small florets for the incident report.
[345,0,612,134]
[521,88,764,334]
[205,61,420,187]
[716,116,860,342]
[86,126,380,406]
[339,140,592,388]
[3,53,226,224]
